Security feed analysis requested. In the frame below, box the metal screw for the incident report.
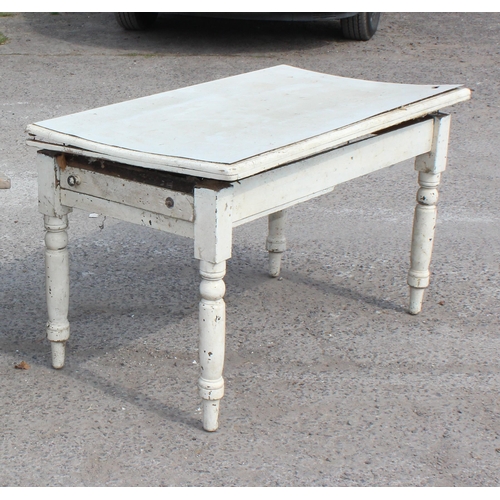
[165,197,174,208]
[67,175,81,187]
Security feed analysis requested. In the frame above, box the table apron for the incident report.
[53,117,434,238]
[232,118,435,225]
[60,190,195,238]
[60,166,194,221]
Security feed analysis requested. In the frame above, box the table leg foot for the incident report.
[266,210,286,277]
[51,341,66,369]
[198,261,226,432]
[268,253,282,278]
[202,400,220,432]
[408,287,425,315]
[44,215,70,369]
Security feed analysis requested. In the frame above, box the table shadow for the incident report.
[0,219,405,429]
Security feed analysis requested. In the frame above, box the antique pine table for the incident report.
[26,65,470,431]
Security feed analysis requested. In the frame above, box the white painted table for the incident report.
[27,65,470,431]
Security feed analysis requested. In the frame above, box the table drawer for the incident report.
[60,165,194,222]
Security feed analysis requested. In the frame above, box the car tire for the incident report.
[341,13,380,41]
[115,13,158,30]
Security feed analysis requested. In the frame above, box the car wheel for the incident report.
[115,13,158,30]
[341,13,380,41]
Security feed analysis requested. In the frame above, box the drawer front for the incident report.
[60,165,194,222]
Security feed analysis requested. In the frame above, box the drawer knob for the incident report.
[67,175,81,187]
[165,197,175,208]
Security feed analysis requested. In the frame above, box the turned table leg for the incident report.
[408,173,441,314]
[193,185,233,431]
[266,210,287,277]
[198,261,226,431]
[38,153,72,368]
[44,214,70,368]
[407,113,451,315]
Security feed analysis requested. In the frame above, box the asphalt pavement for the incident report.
[0,12,499,486]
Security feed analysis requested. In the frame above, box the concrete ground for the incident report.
[0,12,499,486]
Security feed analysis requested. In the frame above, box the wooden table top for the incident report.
[27,65,470,181]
